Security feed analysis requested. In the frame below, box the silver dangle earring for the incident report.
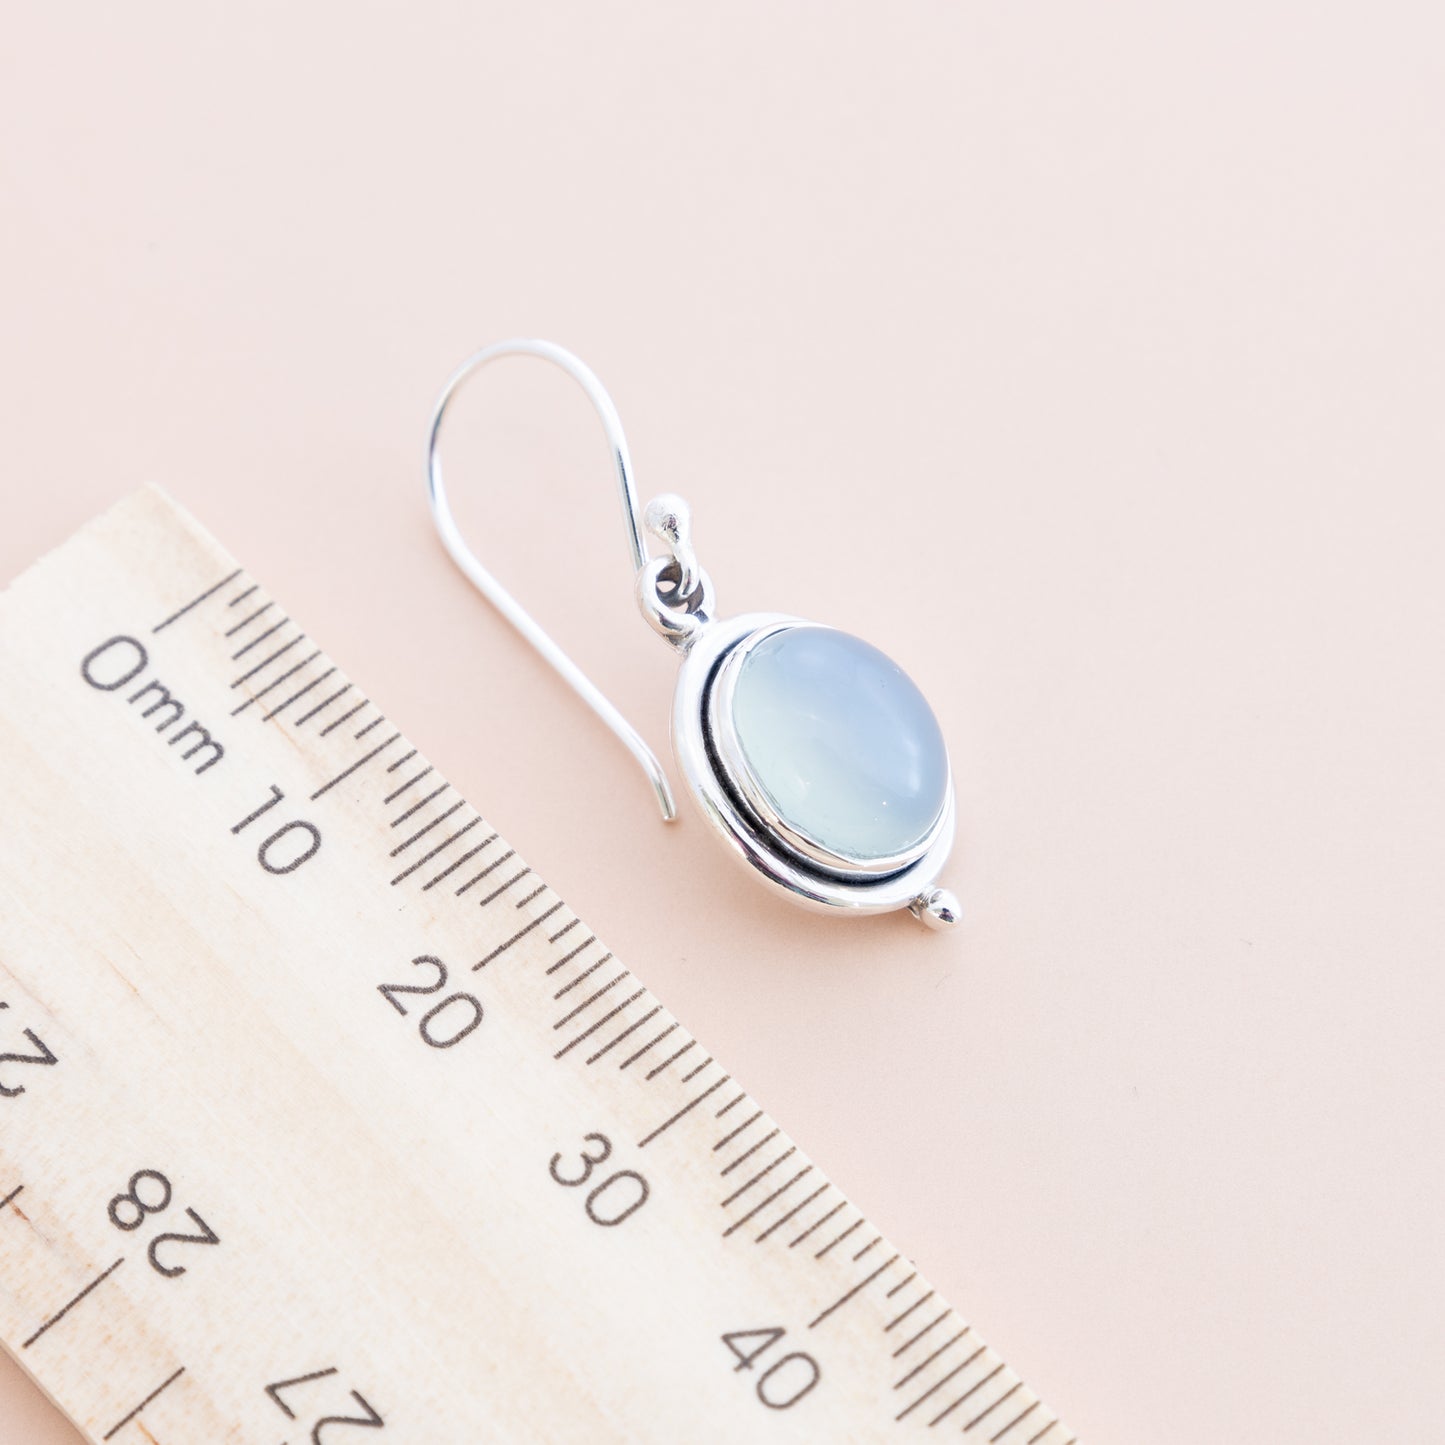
[426,339,960,930]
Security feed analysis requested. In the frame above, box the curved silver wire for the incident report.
[425,338,677,821]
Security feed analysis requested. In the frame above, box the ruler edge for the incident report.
[0,482,1078,1444]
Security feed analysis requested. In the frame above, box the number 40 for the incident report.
[722,1328,821,1410]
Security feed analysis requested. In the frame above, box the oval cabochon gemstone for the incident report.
[726,625,949,867]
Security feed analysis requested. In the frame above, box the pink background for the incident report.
[2,5,1442,1441]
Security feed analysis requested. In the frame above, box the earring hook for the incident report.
[425,338,677,821]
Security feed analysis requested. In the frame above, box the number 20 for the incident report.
[378,955,483,1049]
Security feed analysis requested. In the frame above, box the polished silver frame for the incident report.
[672,612,957,917]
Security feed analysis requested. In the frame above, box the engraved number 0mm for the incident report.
[549,1132,651,1227]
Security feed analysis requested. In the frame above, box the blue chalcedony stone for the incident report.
[727,625,949,867]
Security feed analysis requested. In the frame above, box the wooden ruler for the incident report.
[0,487,1074,1443]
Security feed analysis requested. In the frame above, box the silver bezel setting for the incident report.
[671,612,956,917]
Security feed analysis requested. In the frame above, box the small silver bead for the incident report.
[643,493,701,602]
[912,887,961,930]
[643,492,691,549]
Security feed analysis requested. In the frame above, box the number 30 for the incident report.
[549,1132,651,1227]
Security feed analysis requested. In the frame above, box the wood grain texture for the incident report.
[0,489,1072,1442]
